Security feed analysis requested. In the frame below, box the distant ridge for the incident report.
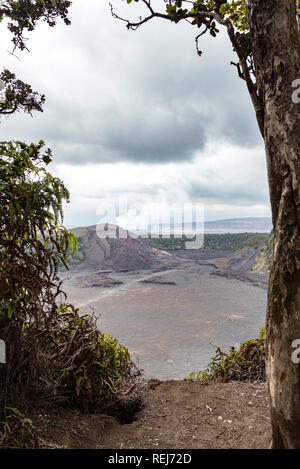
[153,217,272,234]
[69,217,272,236]
[203,217,272,233]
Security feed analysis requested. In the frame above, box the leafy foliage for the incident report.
[0,142,141,421]
[0,0,71,51]
[0,407,37,449]
[185,326,266,382]
[0,141,74,405]
[20,304,141,412]
[146,232,269,252]
[63,236,86,266]
[0,69,45,119]
[260,232,273,271]
[0,1,72,123]
[250,232,273,272]
[201,232,268,251]
[0,0,141,445]
[118,0,298,94]
[0,140,71,321]
[115,0,300,134]
[117,0,253,68]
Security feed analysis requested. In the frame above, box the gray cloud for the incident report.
[0,1,262,166]
[0,1,271,227]
[188,181,269,205]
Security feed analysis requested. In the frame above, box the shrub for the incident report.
[0,140,73,408]
[21,304,141,412]
[185,326,265,382]
[0,142,142,419]
[0,407,38,449]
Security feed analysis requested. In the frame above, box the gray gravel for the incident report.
[60,260,267,380]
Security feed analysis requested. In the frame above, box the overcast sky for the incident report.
[0,0,271,227]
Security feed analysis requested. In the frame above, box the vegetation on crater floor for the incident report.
[185,326,266,383]
[147,232,270,253]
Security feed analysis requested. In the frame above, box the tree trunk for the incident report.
[245,0,300,448]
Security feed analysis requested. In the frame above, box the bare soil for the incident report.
[35,380,271,449]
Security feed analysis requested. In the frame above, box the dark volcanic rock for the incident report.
[75,274,123,288]
[140,276,176,286]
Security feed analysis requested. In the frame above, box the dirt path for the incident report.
[37,380,271,449]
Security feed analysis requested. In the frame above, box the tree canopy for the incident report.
[0,0,72,122]
[0,0,71,51]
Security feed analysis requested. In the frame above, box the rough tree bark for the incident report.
[245,0,300,448]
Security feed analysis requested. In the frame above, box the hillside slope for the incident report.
[66,224,176,271]
[210,236,272,288]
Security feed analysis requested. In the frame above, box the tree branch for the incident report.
[111,0,264,135]
[110,1,225,31]
[231,61,244,80]
[0,0,71,51]
[195,27,208,56]
[0,69,45,120]
[223,15,264,135]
